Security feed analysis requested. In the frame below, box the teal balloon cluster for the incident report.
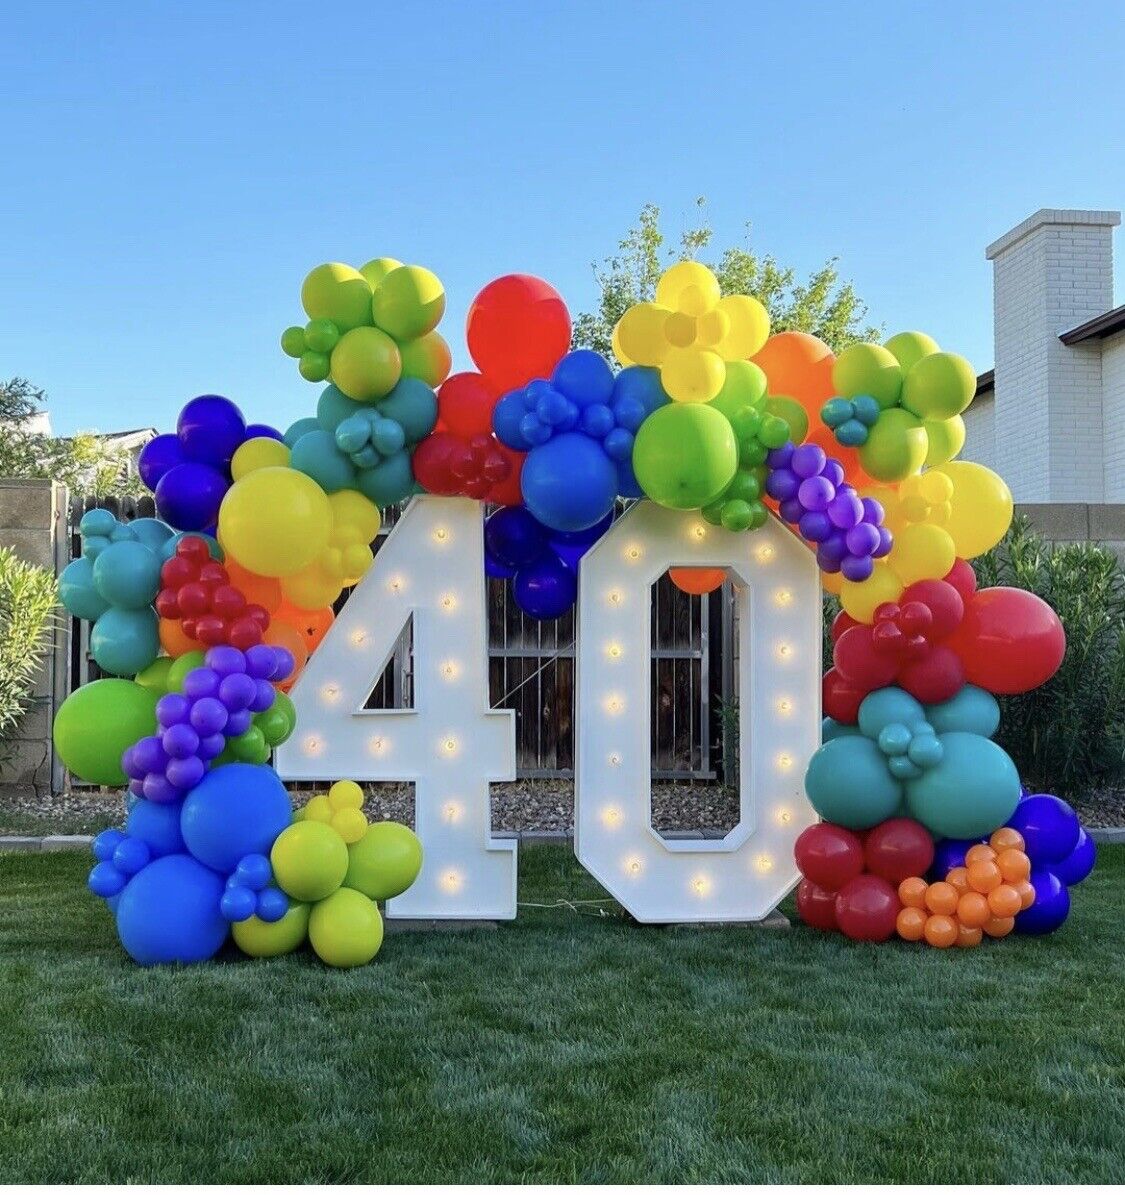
[809,685,1019,839]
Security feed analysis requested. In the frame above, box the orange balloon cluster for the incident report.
[895,828,1035,948]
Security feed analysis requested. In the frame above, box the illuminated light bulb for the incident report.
[432,526,450,545]
[756,543,775,563]
[350,629,368,647]
[607,752,622,767]
[624,856,643,877]
[604,641,623,661]
[601,805,623,828]
[387,575,406,594]
[776,752,794,772]
[440,736,459,757]
[440,660,461,682]
[439,592,458,613]
[624,543,643,562]
[603,693,625,716]
[606,588,623,607]
[368,735,389,757]
[756,854,774,873]
[303,734,323,757]
[689,522,708,541]
[775,807,793,826]
[320,683,341,705]
[691,874,712,897]
[443,801,462,823]
[774,588,793,608]
[441,870,462,892]
[775,641,793,662]
[776,697,793,717]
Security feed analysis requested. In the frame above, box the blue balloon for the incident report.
[88,860,127,900]
[904,733,1021,840]
[59,557,110,622]
[93,828,126,862]
[90,606,159,676]
[521,433,618,533]
[115,853,229,965]
[552,350,615,408]
[485,506,550,570]
[245,423,283,441]
[485,549,516,580]
[1015,867,1071,935]
[92,540,162,610]
[493,391,532,451]
[1053,827,1096,886]
[1007,794,1081,865]
[177,395,246,467]
[155,461,228,531]
[547,510,613,570]
[612,366,670,426]
[256,886,289,923]
[126,796,186,858]
[128,518,176,553]
[290,430,357,493]
[138,433,185,490]
[615,458,644,499]
[513,555,577,620]
[284,417,321,447]
[356,449,415,508]
[315,384,359,432]
[924,685,1001,738]
[180,762,291,875]
[804,736,904,829]
[377,377,438,444]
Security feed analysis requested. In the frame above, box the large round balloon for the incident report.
[155,462,228,532]
[58,556,110,622]
[1053,827,1096,886]
[933,461,1013,559]
[1006,794,1081,865]
[796,878,839,931]
[115,853,228,965]
[794,823,864,892]
[232,901,310,958]
[1014,868,1071,935]
[138,433,185,490]
[53,679,158,786]
[218,466,332,577]
[90,607,160,676]
[863,817,934,884]
[834,874,900,942]
[904,733,1021,839]
[177,395,246,468]
[513,556,577,620]
[272,821,349,902]
[521,434,618,533]
[180,762,292,875]
[632,403,738,510]
[126,796,186,858]
[91,541,162,610]
[344,821,423,902]
[466,275,571,393]
[308,887,384,967]
[804,736,903,829]
[946,587,1066,694]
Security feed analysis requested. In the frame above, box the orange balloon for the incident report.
[159,617,196,657]
[968,859,1003,894]
[898,876,928,909]
[669,567,726,596]
[924,881,959,916]
[274,600,335,654]
[751,331,834,409]
[965,843,997,867]
[956,924,983,948]
[946,866,971,895]
[988,884,1022,919]
[983,915,1015,939]
[896,906,927,941]
[263,621,309,692]
[225,558,283,614]
[989,827,1026,853]
[956,891,991,929]
[1013,879,1037,910]
[997,848,1031,883]
[924,914,958,948]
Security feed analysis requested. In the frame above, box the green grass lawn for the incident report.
[1,844,1123,1183]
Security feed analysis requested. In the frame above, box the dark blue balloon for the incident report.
[513,555,577,620]
[126,796,186,858]
[485,549,516,580]
[115,853,228,965]
[485,505,550,570]
[155,462,228,532]
[138,433,185,490]
[180,762,291,875]
[928,837,980,879]
[1007,794,1081,865]
[1015,867,1071,935]
[177,395,246,468]
[1053,827,1096,886]
[245,423,284,441]
[521,433,618,533]
[547,510,613,570]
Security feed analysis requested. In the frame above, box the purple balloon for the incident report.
[861,497,885,524]
[244,423,283,442]
[163,723,201,760]
[198,733,226,761]
[244,644,278,680]
[206,646,246,677]
[270,648,295,681]
[766,443,794,469]
[845,523,881,558]
[155,462,228,533]
[143,773,180,804]
[798,476,835,513]
[132,735,168,773]
[138,434,186,491]
[190,696,229,736]
[1007,794,1081,865]
[821,459,845,488]
[156,693,191,728]
[841,554,874,583]
[779,497,803,524]
[874,527,893,557]
[485,506,550,570]
[827,491,863,530]
[128,778,146,797]
[250,679,277,713]
[122,745,144,781]
[513,556,577,620]
[183,667,221,700]
[485,549,517,580]
[219,672,257,712]
[766,468,800,502]
[165,755,206,790]
[1053,827,1096,886]
[177,395,246,468]
[225,709,252,737]
[1015,868,1071,935]
[798,511,833,543]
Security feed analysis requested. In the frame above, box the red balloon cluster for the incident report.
[413,427,520,503]
[795,817,934,942]
[156,536,270,651]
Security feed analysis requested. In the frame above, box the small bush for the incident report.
[0,546,58,762]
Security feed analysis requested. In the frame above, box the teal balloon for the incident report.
[858,688,925,739]
[316,384,362,432]
[356,449,414,508]
[335,413,372,455]
[92,540,162,610]
[904,732,1021,839]
[924,685,1001,739]
[59,557,109,622]
[284,417,320,447]
[804,736,904,830]
[377,377,438,444]
[128,518,175,552]
[161,532,223,562]
[290,430,358,493]
[371,417,406,456]
[90,607,160,676]
[822,717,861,742]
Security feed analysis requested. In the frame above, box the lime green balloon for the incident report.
[832,343,903,408]
[271,821,349,902]
[901,352,976,420]
[765,395,808,444]
[232,902,310,958]
[708,360,768,423]
[399,331,452,387]
[308,888,384,968]
[304,318,340,354]
[280,326,307,358]
[923,415,965,466]
[358,256,404,289]
[135,656,173,694]
[884,331,939,373]
[301,263,373,332]
[371,265,446,341]
[53,679,157,786]
[299,351,331,382]
[632,403,738,510]
[858,408,928,482]
[329,326,402,401]
[167,650,206,693]
[344,821,423,902]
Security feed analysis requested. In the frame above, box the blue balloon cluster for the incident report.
[285,379,437,508]
[820,394,882,447]
[492,354,668,532]
[808,686,1020,839]
[220,853,288,923]
[139,396,282,532]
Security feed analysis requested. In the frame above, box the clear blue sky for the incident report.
[3,1,1123,436]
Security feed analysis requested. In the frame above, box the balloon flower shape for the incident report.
[613,262,770,403]
[281,259,451,398]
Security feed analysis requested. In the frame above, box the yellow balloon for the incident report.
[661,346,725,404]
[888,522,956,586]
[933,461,1013,558]
[821,570,843,596]
[281,560,344,609]
[714,294,770,360]
[615,302,670,366]
[611,322,634,367]
[328,489,381,545]
[232,902,309,959]
[230,436,290,480]
[308,888,384,968]
[655,261,721,316]
[218,467,331,578]
[841,563,904,624]
[862,484,904,536]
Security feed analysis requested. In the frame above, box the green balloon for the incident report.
[632,403,738,510]
[53,679,157,786]
[301,263,373,332]
[232,902,310,958]
[272,822,349,903]
[832,343,903,407]
[904,733,1020,839]
[804,736,904,830]
[299,350,331,382]
[765,395,808,444]
[329,326,402,401]
[399,331,451,387]
[901,351,976,420]
[280,326,307,358]
[227,726,269,764]
[923,415,965,466]
[167,650,206,693]
[858,408,928,482]
[358,256,404,289]
[304,318,340,354]
[256,690,296,746]
[135,656,173,694]
[884,331,939,374]
[344,821,423,902]
[371,265,446,341]
[708,360,768,423]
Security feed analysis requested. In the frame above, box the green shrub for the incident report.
[0,546,58,762]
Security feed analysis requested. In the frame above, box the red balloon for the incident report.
[834,625,898,689]
[822,667,865,724]
[901,578,964,640]
[797,878,839,932]
[486,443,526,506]
[834,875,901,942]
[466,274,571,393]
[831,609,861,644]
[437,372,498,440]
[863,817,934,884]
[411,432,463,495]
[946,586,1066,694]
[795,822,865,892]
[897,644,965,704]
[943,558,977,602]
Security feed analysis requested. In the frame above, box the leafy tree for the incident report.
[0,377,146,496]
[573,199,881,362]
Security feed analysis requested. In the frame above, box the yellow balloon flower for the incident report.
[932,461,1013,559]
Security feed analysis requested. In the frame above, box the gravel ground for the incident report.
[1,780,1121,838]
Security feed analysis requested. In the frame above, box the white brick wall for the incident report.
[1104,331,1125,500]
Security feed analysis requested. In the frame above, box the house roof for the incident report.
[1059,304,1125,345]
[975,369,994,399]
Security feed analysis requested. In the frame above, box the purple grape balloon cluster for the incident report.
[765,442,892,582]
[122,644,294,804]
